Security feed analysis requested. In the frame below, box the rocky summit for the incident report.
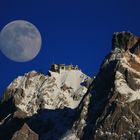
[80,31,140,140]
[0,64,91,140]
[0,31,140,140]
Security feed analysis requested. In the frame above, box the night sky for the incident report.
[0,0,140,96]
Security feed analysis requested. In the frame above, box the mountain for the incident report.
[0,64,91,140]
[76,31,140,140]
[0,31,140,140]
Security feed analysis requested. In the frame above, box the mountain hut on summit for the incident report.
[50,64,80,72]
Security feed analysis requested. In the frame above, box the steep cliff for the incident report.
[80,32,140,140]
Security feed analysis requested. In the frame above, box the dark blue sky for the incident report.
[0,0,140,96]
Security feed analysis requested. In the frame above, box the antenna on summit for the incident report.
[52,56,55,64]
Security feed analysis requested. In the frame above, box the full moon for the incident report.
[0,20,42,62]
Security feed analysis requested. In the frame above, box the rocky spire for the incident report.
[112,31,138,51]
[81,31,140,140]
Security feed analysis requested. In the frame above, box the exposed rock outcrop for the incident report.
[83,31,140,140]
[11,123,38,140]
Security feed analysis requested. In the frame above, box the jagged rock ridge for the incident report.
[78,31,140,140]
[2,64,89,117]
[0,64,91,140]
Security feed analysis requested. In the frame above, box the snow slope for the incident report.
[3,66,90,117]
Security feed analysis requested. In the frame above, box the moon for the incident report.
[0,20,42,62]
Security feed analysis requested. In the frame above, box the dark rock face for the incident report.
[83,31,140,140]
[11,123,39,140]
[112,31,138,51]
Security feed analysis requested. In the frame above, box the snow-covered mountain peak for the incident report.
[86,32,140,140]
[2,64,90,117]
[99,32,140,103]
